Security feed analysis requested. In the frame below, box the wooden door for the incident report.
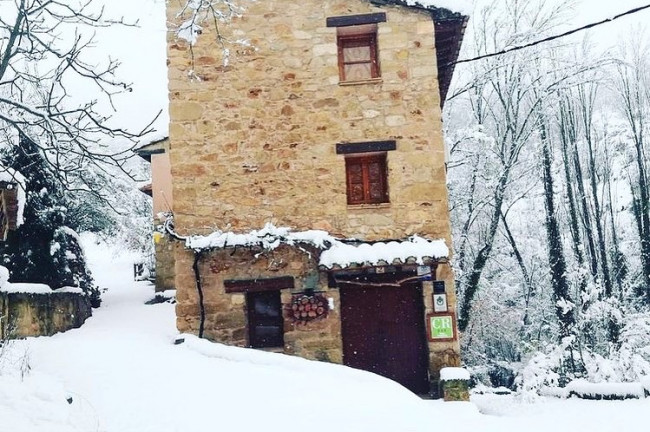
[340,283,429,394]
[247,290,284,348]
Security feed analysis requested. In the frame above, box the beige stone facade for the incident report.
[166,0,466,396]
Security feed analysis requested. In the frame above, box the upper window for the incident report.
[337,24,380,82]
[247,290,284,348]
[345,153,389,205]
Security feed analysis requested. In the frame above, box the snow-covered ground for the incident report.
[1,237,648,432]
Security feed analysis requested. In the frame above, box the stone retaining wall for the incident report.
[0,291,92,339]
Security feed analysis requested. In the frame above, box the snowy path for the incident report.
[1,238,649,432]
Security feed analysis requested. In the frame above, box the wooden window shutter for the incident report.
[345,154,388,205]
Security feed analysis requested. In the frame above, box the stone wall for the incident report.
[175,244,342,363]
[167,0,451,242]
[0,291,92,339]
[154,235,176,292]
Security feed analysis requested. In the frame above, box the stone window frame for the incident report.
[345,152,389,205]
[337,28,380,82]
[224,277,293,349]
[326,13,386,84]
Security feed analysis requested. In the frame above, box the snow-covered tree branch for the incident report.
[0,0,158,198]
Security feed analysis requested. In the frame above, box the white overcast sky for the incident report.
[83,0,650,139]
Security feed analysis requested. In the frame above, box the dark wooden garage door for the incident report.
[340,282,429,394]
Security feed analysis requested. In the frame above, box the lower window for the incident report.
[345,153,389,205]
[247,290,284,348]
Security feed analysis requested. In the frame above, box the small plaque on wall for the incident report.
[433,293,448,312]
[417,265,432,280]
[426,313,457,342]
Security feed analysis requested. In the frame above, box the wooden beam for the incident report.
[327,12,386,28]
[224,276,294,293]
[336,140,396,154]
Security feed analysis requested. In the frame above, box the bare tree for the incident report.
[455,0,576,331]
[0,0,157,201]
[577,83,614,298]
[614,39,650,303]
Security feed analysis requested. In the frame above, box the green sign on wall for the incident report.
[427,313,456,342]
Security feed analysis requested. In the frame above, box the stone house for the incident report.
[136,137,175,291]
[165,0,468,396]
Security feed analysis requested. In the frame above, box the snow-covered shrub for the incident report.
[50,227,100,307]
[519,344,565,396]
[608,313,650,381]
[0,136,103,307]
[468,363,518,390]
[519,311,650,397]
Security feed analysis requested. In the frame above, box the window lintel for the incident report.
[326,12,386,28]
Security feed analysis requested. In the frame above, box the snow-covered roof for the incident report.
[186,223,337,250]
[372,0,471,16]
[134,135,169,161]
[319,236,448,270]
[184,222,449,270]
[403,0,472,15]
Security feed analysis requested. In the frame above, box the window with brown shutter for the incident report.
[337,24,380,82]
[345,153,389,205]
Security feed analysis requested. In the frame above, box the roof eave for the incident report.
[369,0,469,109]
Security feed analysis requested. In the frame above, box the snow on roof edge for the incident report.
[404,1,472,16]
[319,235,448,269]
[186,222,337,251]
[382,0,471,16]
[185,223,449,268]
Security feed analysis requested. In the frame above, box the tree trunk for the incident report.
[458,166,510,332]
[558,98,588,296]
[570,131,599,281]
[500,210,534,327]
[579,85,613,299]
[455,155,480,285]
[540,116,575,341]
[604,145,627,297]
[633,135,650,303]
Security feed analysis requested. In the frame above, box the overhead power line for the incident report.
[451,3,650,67]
